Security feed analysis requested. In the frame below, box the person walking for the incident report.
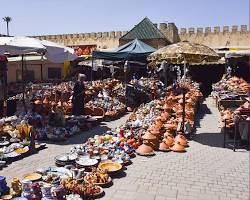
[72,74,86,115]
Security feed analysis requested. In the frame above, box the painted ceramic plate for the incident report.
[23,172,42,181]
[76,158,98,167]
[0,141,10,146]
[98,161,122,173]
[4,151,20,158]
[15,146,29,154]
[55,153,77,162]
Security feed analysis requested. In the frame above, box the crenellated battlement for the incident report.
[33,31,128,41]
[31,23,249,50]
[179,25,248,34]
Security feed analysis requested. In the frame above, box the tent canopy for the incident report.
[92,39,156,61]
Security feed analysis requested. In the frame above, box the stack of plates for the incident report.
[75,157,98,168]
[54,153,77,166]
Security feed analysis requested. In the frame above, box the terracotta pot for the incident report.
[175,134,188,146]
[163,137,174,146]
[159,141,171,151]
[171,142,186,152]
[142,132,157,140]
[165,123,177,130]
[136,144,154,154]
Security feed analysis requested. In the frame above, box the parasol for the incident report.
[148,41,220,64]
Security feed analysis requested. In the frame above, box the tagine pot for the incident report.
[136,143,154,155]
[171,142,186,152]
[175,134,188,147]
[159,141,171,151]
[163,138,174,147]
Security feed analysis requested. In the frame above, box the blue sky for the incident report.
[0,0,249,36]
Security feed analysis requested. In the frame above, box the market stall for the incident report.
[0,81,204,199]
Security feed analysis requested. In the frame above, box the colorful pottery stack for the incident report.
[30,182,42,200]
[21,180,32,199]
[41,184,53,200]
[10,177,22,197]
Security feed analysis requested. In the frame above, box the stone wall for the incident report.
[179,25,249,48]
[34,31,128,49]
[32,24,250,50]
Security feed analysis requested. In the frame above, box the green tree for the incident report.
[2,16,12,36]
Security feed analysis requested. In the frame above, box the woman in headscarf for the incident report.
[72,73,86,115]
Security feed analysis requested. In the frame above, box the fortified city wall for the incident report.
[178,25,249,49]
[34,31,128,49]
[33,24,250,49]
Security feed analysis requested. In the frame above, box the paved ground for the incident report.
[1,98,249,200]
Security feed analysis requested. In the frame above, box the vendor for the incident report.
[72,73,86,115]
[0,80,4,118]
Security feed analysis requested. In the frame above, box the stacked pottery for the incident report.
[171,134,188,152]
[10,177,22,197]
[136,131,156,156]
[41,184,53,200]
[159,132,174,151]
[21,180,32,199]
[30,182,42,200]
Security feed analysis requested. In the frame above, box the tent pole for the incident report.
[181,58,187,133]
[91,57,94,84]
[21,55,27,113]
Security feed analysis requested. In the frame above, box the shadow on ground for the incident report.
[193,100,212,129]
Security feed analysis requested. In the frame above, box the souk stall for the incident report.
[148,41,221,132]
[211,76,249,110]
[212,76,250,150]
[0,80,204,200]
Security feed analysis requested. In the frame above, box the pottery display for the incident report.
[10,177,22,197]
[171,142,186,152]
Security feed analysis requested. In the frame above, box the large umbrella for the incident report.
[148,41,220,64]
[148,41,221,133]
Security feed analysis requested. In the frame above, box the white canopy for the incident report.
[0,36,77,63]
[41,40,77,63]
[0,36,46,55]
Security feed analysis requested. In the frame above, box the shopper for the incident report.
[0,80,4,118]
[72,73,86,115]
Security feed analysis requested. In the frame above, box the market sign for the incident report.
[68,45,96,56]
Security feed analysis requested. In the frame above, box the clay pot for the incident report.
[142,132,157,140]
[163,138,174,147]
[136,144,154,155]
[159,141,171,151]
[165,123,177,130]
[175,134,188,146]
[171,142,186,152]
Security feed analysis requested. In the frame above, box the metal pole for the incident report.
[182,90,186,133]
[91,57,94,84]
[21,55,27,113]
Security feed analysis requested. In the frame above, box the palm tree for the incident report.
[2,16,12,36]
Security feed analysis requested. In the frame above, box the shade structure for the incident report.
[92,39,156,61]
[148,41,220,64]
[41,40,77,63]
[0,36,46,55]
[0,37,77,63]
